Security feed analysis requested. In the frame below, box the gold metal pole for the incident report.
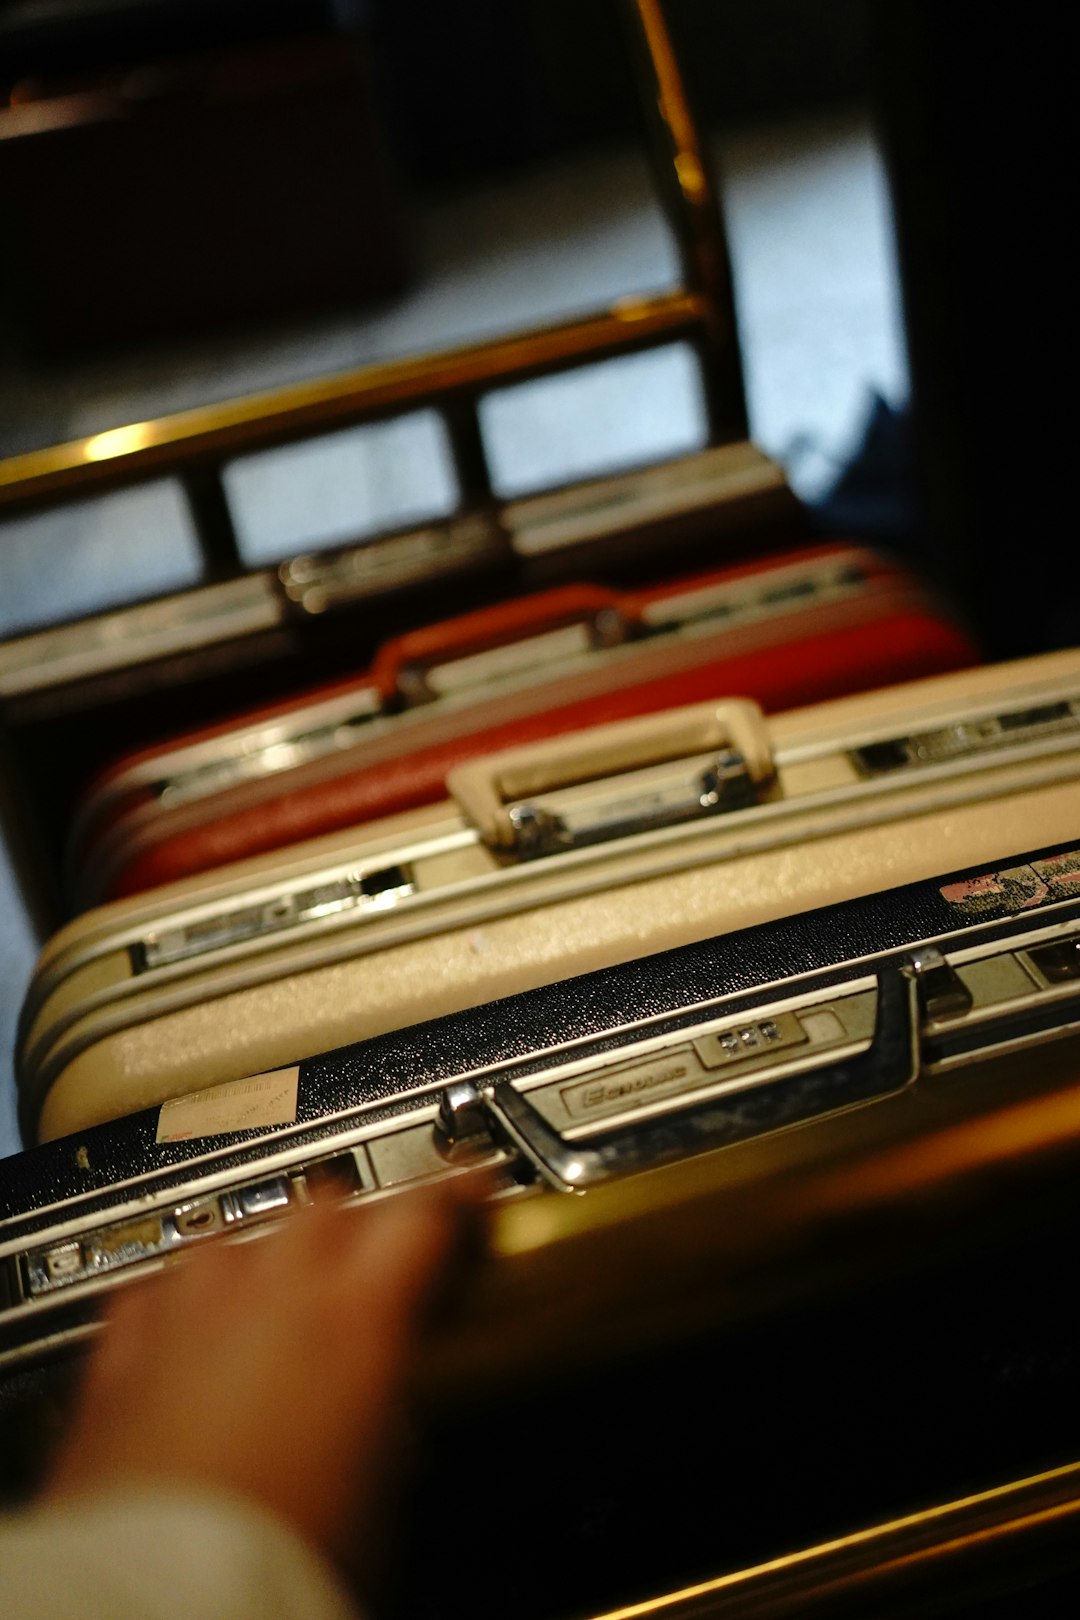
[0,3,748,531]
[0,292,706,519]
[623,0,749,440]
[583,1461,1080,1619]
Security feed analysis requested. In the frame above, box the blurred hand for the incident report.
[43,1180,486,1585]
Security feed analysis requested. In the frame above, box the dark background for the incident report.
[2,0,1075,657]
[1,1,874,173]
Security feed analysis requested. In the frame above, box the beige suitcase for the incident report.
[18,648,1080,1142]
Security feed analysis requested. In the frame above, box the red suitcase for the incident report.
[69,538,978,904]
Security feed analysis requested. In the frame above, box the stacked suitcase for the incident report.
[2,4,1079,1614]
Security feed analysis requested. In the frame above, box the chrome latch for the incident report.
[909,947,973,1020]
[153,702,382,807]
[851,697,1080,776]
[136,864,415,971]
[435,1080,497,1162]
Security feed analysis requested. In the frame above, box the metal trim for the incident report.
[20,747,1080,1131]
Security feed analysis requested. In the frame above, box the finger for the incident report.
[44,1271,171,1495]
[327,1182,488,1367]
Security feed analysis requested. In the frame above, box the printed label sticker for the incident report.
[941,851,1080,919]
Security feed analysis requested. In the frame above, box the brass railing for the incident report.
[0,0,746,578]
[585,1461,1080,1619]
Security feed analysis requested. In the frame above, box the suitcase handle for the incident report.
[447,698,774,853]
[370,584,640,704]
[437,967,920,1192]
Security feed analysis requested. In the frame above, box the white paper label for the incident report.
[156,1067,300,1143]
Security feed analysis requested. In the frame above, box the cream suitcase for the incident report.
[18,648,1080,1142]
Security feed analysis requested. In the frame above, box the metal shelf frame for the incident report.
[0,0,747,580]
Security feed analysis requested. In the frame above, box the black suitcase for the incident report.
[3,837,1080,1616]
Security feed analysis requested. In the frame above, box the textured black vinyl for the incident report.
[2,836,1078,1229]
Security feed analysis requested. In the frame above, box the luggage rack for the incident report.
[0,0,748,581]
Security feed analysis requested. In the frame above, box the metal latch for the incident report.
[153,700,382,807]
[135,863,415,971]
[909,946,973,1020]
[851,698,1080,776]
[436,1081,499,1162]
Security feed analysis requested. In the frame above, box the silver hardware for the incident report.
[279,517,503,615]
[302,1149,370,1197]
[851,699,1080,777]
[174,1201,222,1236]
[506,748,756,860]
[435,1080,497,1160]
[0,578,279,697]
[23,1173,301,1297]
[152,703,382,807]
[25,1216,173,1296]
[368,1120,507,1188]
[558,1048,710,1123]
[693,1012,807,1068]
[504,803,562,860]
[403,613,633,706]
[230,1178,292,1220]
[1025,938,1080,985]
[429,993,873,1191]
[642,559,866,633]
[507,443,788,557]
[480,1083,602,1191]
[909,947,974,1020]
[137,864,415,971]
[44,1245,83,1282]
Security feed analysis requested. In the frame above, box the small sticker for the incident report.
[941,851,1080,919]
[1034,851,1080,892]
[156,1067,299,1143]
